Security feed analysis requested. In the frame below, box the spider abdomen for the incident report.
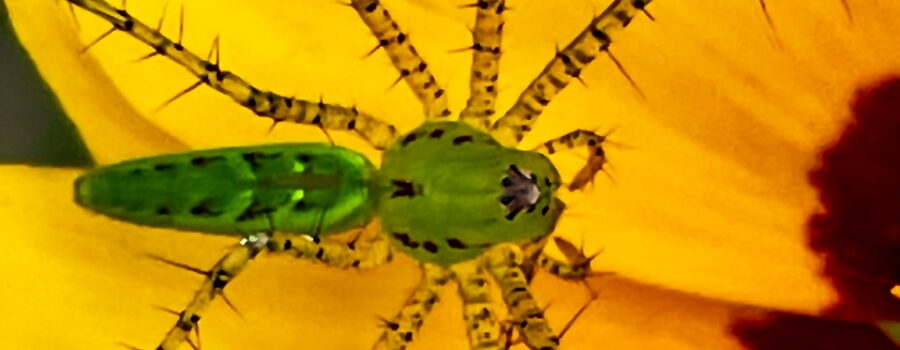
[75,143,378,235]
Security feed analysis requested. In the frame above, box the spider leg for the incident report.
[152,230,392,350]
[490,0,654,145]
[503,294,598,350]
[373,263,450,350]
[153,232,267,350]
[280,230,395,269]
[486,244,559,350]
[66,0,399,149]
[349,0,451,119]
[458,0,507,130]
[450,259,506,350]
[533,129,609,191]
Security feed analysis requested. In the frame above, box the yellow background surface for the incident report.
[3,0,900,349]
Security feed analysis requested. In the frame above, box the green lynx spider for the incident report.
[67,0,654,349]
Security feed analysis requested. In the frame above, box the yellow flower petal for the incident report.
[14,0,899,312]
[6,1,900,346]
[7,0,188,164]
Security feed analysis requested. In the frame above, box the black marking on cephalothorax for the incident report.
[296,153,312,163]
[447,238,467,249]
[390,179,416,198]
[191,155,225,166]
[541,205,550,216]
[392,232,419,249]
[156,207,171,215]
[453,135,474,145]
[401,132,418,146]
[422,241,438,254]
[429,128,445,139]
[293,200,307,210]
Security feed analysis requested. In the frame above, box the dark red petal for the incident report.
[809,77,900,321]
[732,312,899,350]
[733,77,900,349]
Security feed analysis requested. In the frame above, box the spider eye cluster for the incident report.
[499,165,541,217]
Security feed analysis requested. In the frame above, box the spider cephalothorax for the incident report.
[379,121,565,266]
[66,0,655,348]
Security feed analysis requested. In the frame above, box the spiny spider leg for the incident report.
[133,0,173,63]
[517,236,551,283]
[757,1,776,32]
[458,0,507,131]
[556,294,598,341]
[63,0,81,29]
[153,234,265,350]
[348,0,452,119]
[486,244,559,350]
[152,306,202,350]
[546,236,613,281]
[149,231,392,350]
[450,260,507,350]
[66,0,399,150]
[281,230,395,269]
[373,264,450,350]
[538,236,615,304]
[533,129,609,191]
[490,0,654,146]
[518,235,611,290]
[503,294,599,350]
[840,0,853,22]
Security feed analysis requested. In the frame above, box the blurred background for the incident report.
[0,2,91,167]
